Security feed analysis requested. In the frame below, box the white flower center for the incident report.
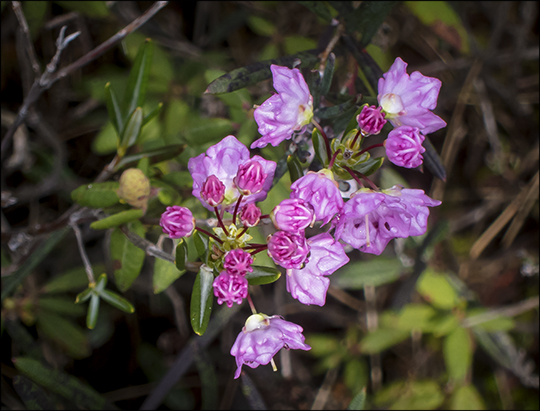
[379,93,404,116]
[243,313,270,332]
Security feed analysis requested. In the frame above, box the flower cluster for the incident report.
[158,58,445,379]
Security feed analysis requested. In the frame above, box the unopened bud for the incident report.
[201,175,225,207]
[234,160,267,195]
[117,168,150,212]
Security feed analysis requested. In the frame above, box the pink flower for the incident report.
[200,175,226,207]
[267,231,310,269]
[386,126,426,168]
[290,170,344,226]
[224,249,254,276]
[357,105,387,135]
[234,160,267,195]
[159,206,195,239]
[271,198,315,234]
[378,57,446,135]
[252,65,314,149]
[240,203,262,227]
[230,313,311,379]
[188,135,276,212]
[213,271,248,308]
[286,233,349,306]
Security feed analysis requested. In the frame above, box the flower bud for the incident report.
[200,175,226,207]
[213,271,248,308]
[266,231,309,269]
[117,168,150,212]
[386,126,425,168]
[271,198,315,234]
[234,160,267,195]
[357,105,387,136]
[224,249,254,276]
[240,204,262,227]
[159,206,195,239]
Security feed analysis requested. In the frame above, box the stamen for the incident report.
[365,214,371,248]
[270,358,278,372]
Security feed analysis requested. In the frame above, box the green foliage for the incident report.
[70,182,120,208]
[153,257,185,294]
[444,327,473,382]
[374,380,444,410]
[333,257,403,289]
[13,375,55,410]
[110,221,146,292]
[244,265,281,286]
[416,269,460,310]
[190,265,214,335]
[90,209,144,230]
[450,384,486,410]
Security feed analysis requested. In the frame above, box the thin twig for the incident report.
[364,285,382,392]
[69,219,95,284]
[462,296,539,328]
[11,1,41,76]
[311,367,339,410]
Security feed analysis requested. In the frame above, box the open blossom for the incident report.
[334,186,441,255]
[188,135,276,212]
[290,170,344,226]
[267,231,310,269]
[378,57,446,135]
[213,271,248,308]
[271,198,315,234]
[224,249,254,276]
[159,206,195,239]
[357,105,386,135]
[252,65,313,149]
[386,125,426,168]
[286,233,349,306]
[230,313,311,379]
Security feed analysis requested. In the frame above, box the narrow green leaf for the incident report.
[193,348,219,410]
[205,49,320,94]
[104,82,123,136]
[334,258,403,289]
[123,39,153,119]
[42,265,100,294]
[115,143,186,170]
[354,156,384,177]
[245,265,281,286]
[312,128,329,166]
[444,327,472,382]
[120,107,143,152]
[95,273,108,291]
[193,230,209,262]
[110,221,146,292]
[90,209,144,230]
[70,182,120,208]
[75,288,93,304]
[316,95,360,119]
[287,154,304,184]
[348,387,367,410]
[13,357,111,409]
[175,239,188,271]
[190,265,214,335]
[320,52,335,97]
[450,384,485,410]
[2,227,69,302]
[87,293,100,330]
[13,375,55,411]
[142,102,163,126]
[422,136,446,181]
[36,311,90,359]
[98,289,135,313]
[360,328,409,353]
[153,257,185,294]
[38,296,85,317]
[4,319,43,359]
[183,117,234,146]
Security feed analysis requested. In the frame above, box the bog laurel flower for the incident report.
[357,105,387,135]
[333,186,441,255]
[230,313,311,379]
[213,271,248,308]
[271,198,315,234]
[159,206,195,239]
[223,249,254,276]
[386,125,426,169]
[266,231,310,269]
[188,135,276,212]
[252,65,313,149]
[240,203,262,227]
[286,233,349,306]
[234,160,267,195]
[378,57,446,135]
[200,175,226,207]
[290,169,344,226]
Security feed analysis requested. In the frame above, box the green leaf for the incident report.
[422,136,447,181]
[312,128,329,166]
[287,154,304,184]
[13,375,55,411]
[416,269,459,310]
[246,15,275,37]
[450,384,485,410]
[105,82,123,136]
[70,182,120,208]
[54,1,109,17]
[298,1,334,22]
[116,143,185,170]
[13,356,110,409]
[353,156,384,177]
[110,221,146,292]
[348,387,367,410]
[190,265,214,336]
[123,39,153,119]
[333,258,403,289]
[175,239,189,271]
[183,117,234,146]
[87,293,100,330]
[245,265,281,286]
[344,360,368,399]
[283,36,318,55]
[90,209,144,230]
[205,49,320,94]
[466,308,515,332]
[142,102,163,126]
[42,265,101,294]
[153,257,185,294]
[120,107,143,153]
[75,288,93,304]
[444,327,472,382]
[396,304,437,332]
[360,328,409,354]
[98,289,135,313]
[193,230,209,262]
[38,296,85,317]
[316,96,360,119]
[392,380,444,410]
[320,52,335,98]
[22,1,48,41]
[36,311,90,359]
[2,227,69,302]
[307,334,341,357]
[425,313,460,337]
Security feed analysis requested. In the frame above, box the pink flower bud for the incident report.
[240,203,262,227]
[159,206,195,239]
[213,271,248,308]
[267,231,310,269]
[200,175,226,207]
[386,126,425,168]
[357,105,387,135]
[224,249,254,276]
[234,160,267,195]
[271,198,315,234]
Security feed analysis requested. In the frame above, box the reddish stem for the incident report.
[237,226,248,238]
[232,194,244,226]
[195,226,223,244]
[354,143,386,158]
[350,128,363,148]
[214,207,229,236]
[311,119,332,162]
[328,148,342,169]
[247,293,257,315]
